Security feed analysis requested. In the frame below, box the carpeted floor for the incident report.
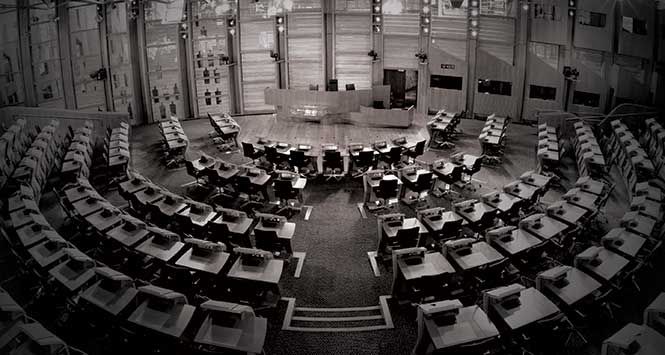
[2,114,656,355]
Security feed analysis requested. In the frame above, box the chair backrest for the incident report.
[358,150,375,166]
[274,179,296,200]
[242,142,255,158]
[289,150,306,166]
[377,178,399,199]
[309,84,318,91]
[415,172,433,191]
[185,160,197,177]
[412,140,426,156]
[388,147,402,163]
[265,146,279,163]
[208,222,230,243]
[235,175,253,194]
[394,226,420,248]
[323,150,342,169]
[254,229,281,252]
[345,84,355,91]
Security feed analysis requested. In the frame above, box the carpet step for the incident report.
[281,296,394,332]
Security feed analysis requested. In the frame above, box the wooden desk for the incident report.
[211,214,254,235]
[603,228,647,259]
[80,281,138,316]
[227,257,284,285]
[128,301,195,338]
[175,250,230,275]
[504,182,539,201]
[194,313,267,354]
[119,179,149,196]
[255,221,296,241]
[72,197,105,217]
[425,305,499,350]
[603,323,665,355]
[178,207,217,228]
[449,242,504,271]
[398,252,455,281]
[575,177,606,196]
[564,188,600,211]
[622,212,656,238]
[85,209,123,232]
[491,287,560,331]
[524,216,569,241]
[421,212,463,237]
[520,172,552,189]
[541,267,601,306]
[134,187,165,206]
[16,225,54,247]
[135,237,185,262]
[382,218,426,239]
[107,224,150,247]
[581,248,630,283]
[484,193,522,215]
[10,209,47,230]
[455,202,496,227]
[48,260,96,292]
[152,198,188,217]
[64,185,94,203]
[490,229,543,256]
[548,201,588,225]
[28,241,67,268]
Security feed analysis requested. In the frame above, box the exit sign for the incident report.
[441,64,455,69]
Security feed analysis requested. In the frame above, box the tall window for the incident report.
[30,0,64,108]
[480,0,511,16]
[578,11,606,28]
[335,0,370,12]
[530,42,559,70]
[478,79,512,96]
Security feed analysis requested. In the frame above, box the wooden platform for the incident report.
[233,114,429,148]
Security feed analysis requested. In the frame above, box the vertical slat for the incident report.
[334,14,371,89]
[287,12,324,89]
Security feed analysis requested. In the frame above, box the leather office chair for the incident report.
[158,264,194,292]
[374,178,400,206]
[351,150,376,177]
[404,140,426,165]
[255,229,291,256]
[289,150,314,176]
[435,163,463,201]
[323,150,344,180]
[242,142,263,164]
[379,146,403,170]
[389,226,420,251]
[273,178,301,216]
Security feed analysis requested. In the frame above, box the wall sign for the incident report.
[441,64,456,69]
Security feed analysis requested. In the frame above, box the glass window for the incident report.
[533,3,559,21]
[480,0,512,16]
[432,0,467,17]
[529,42,559,70]
[382,0,421,15]
[622,17,647,35]
[107,1,135,117]
[335,0,370,12]
[578,11,606,28]
[0,9,23,107]
[430,75,463,90]
[573,90,600,107]
[529,85,556,101]
[478,79,512,96]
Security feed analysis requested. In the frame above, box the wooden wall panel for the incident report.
[569,49,608,113]
[474,45,518,118]
[240,19,276,112]
[428,39,467,113]
[287,12,324,89]
[479,17,516,44]
[431,17,467,40]
[523,51,563,121]
[659,11,665,62]
[383,14,420,36]
[529,0,568,45]
[334,14,371,89]
[573,0,615,52]
[617,0,656,59]
[383,35,420,69]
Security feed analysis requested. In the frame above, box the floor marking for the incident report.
[303,205,313,220]
[293,252,306,278]
[357,203,368,219]
[367,251,380,277]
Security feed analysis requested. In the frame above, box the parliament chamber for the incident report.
[1,1,665,355]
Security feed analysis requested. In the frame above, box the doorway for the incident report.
[384,69,418,109]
